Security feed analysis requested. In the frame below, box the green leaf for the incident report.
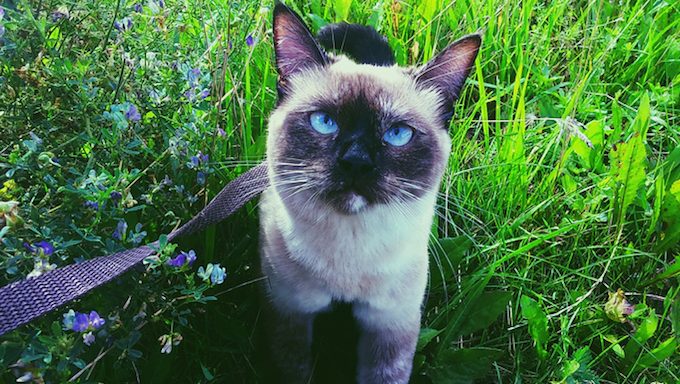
[571,120,604,170]
[436,236,473,267]
[632,93,651,138]
[636,337,678,369]
[429,347,503,383]
[609,133,647,217]
[457,291,512,335]
[417,328,442,352]
[661,179,680,224]
[633,309,658,344]
[333,0,352,21]
[418,0,439,21]
[201,363,215,380]
[520,295,549,359]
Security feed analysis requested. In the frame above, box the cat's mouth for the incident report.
[322,183,377,214]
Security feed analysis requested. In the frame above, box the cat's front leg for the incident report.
[353,302,421,384]
[262,302,317,384]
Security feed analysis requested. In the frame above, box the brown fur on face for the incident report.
[267,57,452,214]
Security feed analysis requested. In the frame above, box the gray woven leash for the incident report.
[0,163,269,336]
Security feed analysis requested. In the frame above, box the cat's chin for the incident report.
[327,191,370,215]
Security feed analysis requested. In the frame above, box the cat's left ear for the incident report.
[415,34,481,122]
[273,2,328,97]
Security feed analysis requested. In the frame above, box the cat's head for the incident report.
[267,2,480,215]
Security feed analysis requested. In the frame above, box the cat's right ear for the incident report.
[273,2,328,97]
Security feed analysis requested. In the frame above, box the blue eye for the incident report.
[309,112,338,135]
[383,125,414,147]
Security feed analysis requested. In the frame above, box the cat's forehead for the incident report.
[284,57,443,124]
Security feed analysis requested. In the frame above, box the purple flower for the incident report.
[187,68,201,86]
[84,200,99,210]
[83,331,95,346]
[110,191,123,205]
[167,250,197,268]
[51,9,68,21]
[24,241,55,256]
[197,171,206,185]
[113,220,128,241]
[133,3,143,12]
[0,7,5,20]
[246,34,256,47]
[125,103,141,122]
[72,313,89,332]
[166,253,186,267]
[199,152,209,163]
[88,311,105,329]
[69,310,105,333]
[198,89,210,99]
[114,17,133,31]
[217,127,226,137]
[188,155,199,169]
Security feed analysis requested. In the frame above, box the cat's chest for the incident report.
[281,207,431,300]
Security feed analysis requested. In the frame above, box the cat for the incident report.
[258,2,480,383]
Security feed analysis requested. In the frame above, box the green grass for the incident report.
[0,0,678,382]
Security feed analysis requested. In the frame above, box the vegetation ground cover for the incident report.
[0,0,678,382]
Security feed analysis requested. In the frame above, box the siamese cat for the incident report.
[259,2,480,383]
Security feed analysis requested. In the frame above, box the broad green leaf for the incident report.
[661,179,680,224]
[417,328,442,352]
[430,347,503,383]
[457,291,512,336]
[436,236,473,267]
[333,0,352,21]
[634,309,658,343]
[632,93,651,138]
[609,133,647,216]
[636,337,678,369]
[624,309,658,363]
[571,120,604,170]
[418,0,438,21]
[520,295,549,359]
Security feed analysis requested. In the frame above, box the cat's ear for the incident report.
[415,34,481,122]
[273,2,328,96]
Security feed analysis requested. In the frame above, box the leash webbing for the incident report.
[0,163,269,336]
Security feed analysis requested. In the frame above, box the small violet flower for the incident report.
[133,3,143,12]
[83,331,95,346]
[167,250,197,268]
[125,103,141,122]
[246,34,256,47]
[113,220,128,241]
[65,310,105,333]
[72,312,90,332]
[24,240,55,257]
[51,6,69,21]
[197,171,206,185]
[110,191,123,205]
[114,17,133,32]
[84,200,99,210]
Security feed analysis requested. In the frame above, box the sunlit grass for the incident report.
[0,0,678,382]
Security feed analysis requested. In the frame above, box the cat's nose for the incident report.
[339,141,375,175]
